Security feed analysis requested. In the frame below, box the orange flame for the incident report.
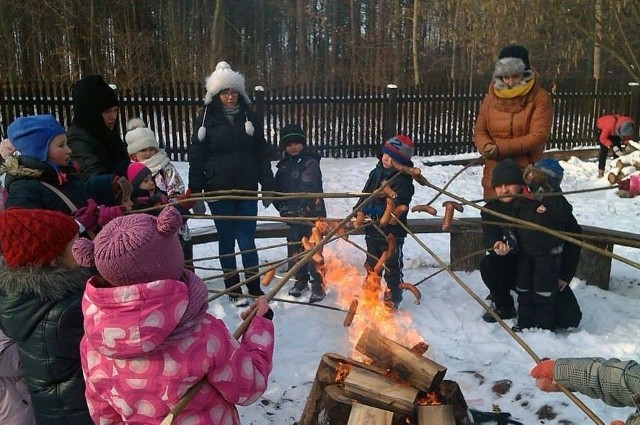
[311,221,424,359]
[416,391,441,406]
[335,362,351,384]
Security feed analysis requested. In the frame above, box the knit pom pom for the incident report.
[197,126,207,142]
[245,120,255,136]
[126,118,147,132]
[157,206,183,236]
[72,238,96,267]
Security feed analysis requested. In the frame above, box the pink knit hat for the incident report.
[72,206,184,286]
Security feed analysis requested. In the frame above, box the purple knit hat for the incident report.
[72,206,185,286]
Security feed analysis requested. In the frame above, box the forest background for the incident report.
[1,0,639,89]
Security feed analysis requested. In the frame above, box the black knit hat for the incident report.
[279,124,306,149]
[492,158,525,187]
[498,45,530,70]
[71,75,119,130]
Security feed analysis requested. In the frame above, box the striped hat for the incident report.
[383,135,414,166]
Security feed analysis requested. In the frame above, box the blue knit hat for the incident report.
[7,115,66,162]
[533,158,564,191]
[383,134,414,166]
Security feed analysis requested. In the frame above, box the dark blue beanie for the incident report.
[7,114,66,161]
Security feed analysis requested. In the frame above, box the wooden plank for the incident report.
[347,403,393,425]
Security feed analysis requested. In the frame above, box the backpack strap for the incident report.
[40,181,78,212]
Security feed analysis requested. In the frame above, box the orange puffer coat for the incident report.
[474,73,553,198]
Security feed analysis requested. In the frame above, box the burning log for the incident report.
[354,328,446,392]
[343,299,358,327]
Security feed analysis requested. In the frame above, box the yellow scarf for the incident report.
[494,78,534,99]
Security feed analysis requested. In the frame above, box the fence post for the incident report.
[385,84,398,141]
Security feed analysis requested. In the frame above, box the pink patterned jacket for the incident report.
[80,276,274,424]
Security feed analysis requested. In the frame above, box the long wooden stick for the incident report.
[160,178,398,424]
[392,215,605,425]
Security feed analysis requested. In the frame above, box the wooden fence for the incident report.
[1,79,638,162]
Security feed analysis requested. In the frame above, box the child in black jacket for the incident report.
[513,158,582,331]
[355,135,415,310]
[274,124,327,302]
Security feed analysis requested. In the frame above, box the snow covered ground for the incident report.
[175,151,640,425]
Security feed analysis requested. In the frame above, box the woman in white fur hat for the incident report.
[188,61,274,306]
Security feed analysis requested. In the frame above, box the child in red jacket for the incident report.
[596,114,636,178]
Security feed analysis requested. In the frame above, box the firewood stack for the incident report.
[298,328,472,425]
[607,140,640,186]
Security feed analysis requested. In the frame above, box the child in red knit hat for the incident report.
[72,206,274,424]
[0,208,93,424]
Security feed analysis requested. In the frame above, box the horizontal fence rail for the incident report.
[1,79,638,162]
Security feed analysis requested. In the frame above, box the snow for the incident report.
[174,153,640,425]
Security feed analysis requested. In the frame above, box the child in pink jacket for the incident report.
[73,206,275,424]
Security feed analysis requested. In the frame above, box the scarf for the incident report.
[493,70,535,99]
[142,149,171,175]
[223,104,241,124]
[161,269,209,345]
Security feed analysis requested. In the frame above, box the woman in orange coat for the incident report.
[474,45,553,199]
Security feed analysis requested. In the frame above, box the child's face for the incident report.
[494,183,522,203]
[381,153,393,169]
[101,106,119,130]
[138,174,156,192]
[48,134,72,166]
[131,147,158,161]
[284,141,304,156]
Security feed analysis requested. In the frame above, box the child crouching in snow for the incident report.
[73,206,275,424]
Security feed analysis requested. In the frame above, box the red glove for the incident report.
[73,199,99,232]
[531,359,559,392]
[98,205,123,227]
[175,189,196,210]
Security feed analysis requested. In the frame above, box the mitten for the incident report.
[191,200,206,215]
[98,205,123,227]
[612,145,623,157]
[530,359,560,392]
[175,189,196,210]
[482,143,499,160]
[74,198,99,232]
[241,296,273,321]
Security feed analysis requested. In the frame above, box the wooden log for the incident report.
[317,385,355,424]
[416,405,456,425]
[347,403,394,425]
[574,239,613,290]
[355,327,447,392]
[299,353,398,424]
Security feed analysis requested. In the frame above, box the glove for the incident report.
[612,145,623,157]
[530,359,559,392]
[191,200,206,215]
[98,205,123,227]
[361,204,385,219]
[148,193,169,206]
[482,143,499,160]
[73,198,99,232]
[174,189,196,210]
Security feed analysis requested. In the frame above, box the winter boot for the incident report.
[229,294,249,307]
[288,280,309,297]
[482,306,517,323]
[598,169,605,178]
[309,280,325,303]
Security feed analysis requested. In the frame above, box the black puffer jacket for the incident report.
[0,267,94,424]
[513,192,582,282]
[274,149,326,217]
[355,161,415,238]
[188,98,274,193]
[2,156,90,213]
[67,126,129,181]
[481,198,518,253]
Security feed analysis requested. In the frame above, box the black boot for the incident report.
[482,306,517,323]
[288,280,309,297]
[309,280,325,303]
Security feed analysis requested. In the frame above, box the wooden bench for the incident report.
[186,217,640,290]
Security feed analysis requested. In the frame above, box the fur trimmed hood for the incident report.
[0,266,93,302]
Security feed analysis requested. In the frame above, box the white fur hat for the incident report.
[204,61,251,105]
[125,118,159,155]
